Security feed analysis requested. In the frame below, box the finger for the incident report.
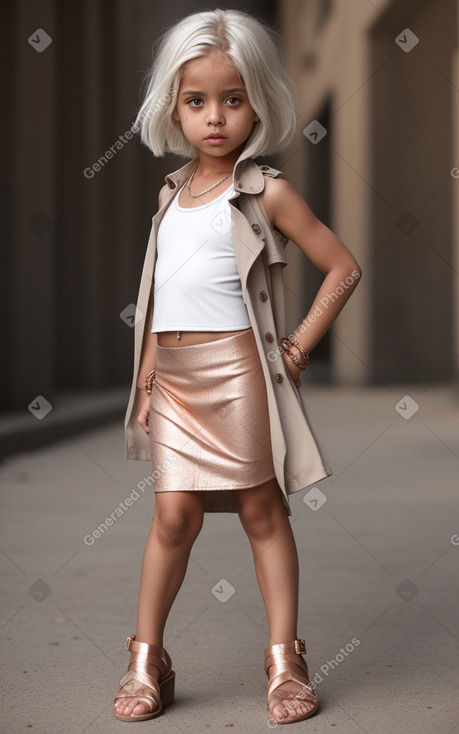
[136,411,149,433]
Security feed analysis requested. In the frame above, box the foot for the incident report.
[265,639,318,725]
[113,635,174,722]
[268,680,318,724]
[114,667,160,719]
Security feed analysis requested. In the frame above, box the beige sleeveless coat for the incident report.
[124,151,332,515]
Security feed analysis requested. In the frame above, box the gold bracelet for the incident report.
[286,349,306,370]
[144,369,156,395]
[289,337,310,365]
[280,338,310,368]
[280,339,307,370]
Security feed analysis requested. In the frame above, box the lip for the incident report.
[205,134,227,146]
[205,133,227,140]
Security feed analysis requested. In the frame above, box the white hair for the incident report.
[133,9,298,159]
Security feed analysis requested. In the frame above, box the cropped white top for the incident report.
[151,183,251,333]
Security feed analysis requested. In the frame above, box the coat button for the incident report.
[259,290,268,302]
[252,223,261,234]
[237,182,243,188]
[275,373,283,383]
[265,332,274,343]
[260,165,269,171]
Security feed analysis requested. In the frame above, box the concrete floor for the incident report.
[1,383,459,734]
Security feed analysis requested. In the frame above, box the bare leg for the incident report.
[236,479,315,723]
[114,490,205,719]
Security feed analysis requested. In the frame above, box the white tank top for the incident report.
[151,183,251,333]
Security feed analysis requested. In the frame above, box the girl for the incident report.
[115,8,361,726]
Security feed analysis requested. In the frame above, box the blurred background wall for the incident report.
[281,0,458,385]
[1,0,458,448]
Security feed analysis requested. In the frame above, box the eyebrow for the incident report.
[180,88,247,96]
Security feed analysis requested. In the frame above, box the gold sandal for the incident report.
[265,639,318,725]
[113,635,175,722]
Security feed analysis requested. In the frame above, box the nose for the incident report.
[207,103,225,125]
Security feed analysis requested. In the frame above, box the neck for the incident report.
[194,147,244,177]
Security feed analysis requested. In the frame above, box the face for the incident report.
[172,50,259,160]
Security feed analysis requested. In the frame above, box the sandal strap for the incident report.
[267,669,315,702]
[265,639,312,700]
[125,634,172,679]
[114,634,173,712]
[264,639,305,660]
[117,669,161,710]
[265,639,318,719]
[264,639,308,676]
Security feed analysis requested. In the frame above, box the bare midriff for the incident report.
[156,328,251,348]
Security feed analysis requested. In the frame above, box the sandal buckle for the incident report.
[295,639,306,655]
[125,635,135,651]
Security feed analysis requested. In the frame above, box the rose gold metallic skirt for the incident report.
[149,328,276,512]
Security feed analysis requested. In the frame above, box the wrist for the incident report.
[280,337,309,370]
[283,335,310,366]
[136,369,156,394]
[288,344,304,363]
[290,332,311,358]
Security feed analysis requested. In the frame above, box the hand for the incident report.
[136,390,152,434]
[282,351,302,388]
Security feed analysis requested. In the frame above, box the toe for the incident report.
[282,697,314,721]
[122,699,137,716]
[271,702,289,721]
[114,696,150,718]
[114,697,127,714]
[131,700,151,716]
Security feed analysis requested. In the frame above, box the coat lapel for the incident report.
[229,155,267,288]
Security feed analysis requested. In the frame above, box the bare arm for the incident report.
[135,332,157,388]
[263,177,361,383]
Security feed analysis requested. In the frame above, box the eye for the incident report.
[187,98,203,108]
[226,97,241,106]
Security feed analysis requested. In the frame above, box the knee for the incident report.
[238,500,279,541]
[153,498,203,548]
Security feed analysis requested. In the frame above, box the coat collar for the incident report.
[164,148,265,195]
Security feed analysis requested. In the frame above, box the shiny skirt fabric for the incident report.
[149,328,276,512]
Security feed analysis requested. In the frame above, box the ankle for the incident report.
[268,634,298,647]
[133,632,164,649]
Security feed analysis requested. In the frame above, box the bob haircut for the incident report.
[133,9,298,160]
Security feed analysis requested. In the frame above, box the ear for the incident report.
[254,114,260,122]
[172,107,180,122]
